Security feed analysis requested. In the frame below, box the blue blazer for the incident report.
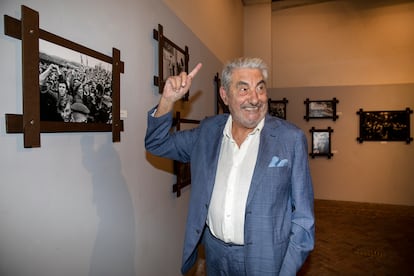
[145,108,315,275]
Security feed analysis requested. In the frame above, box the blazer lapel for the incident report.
[204,115,228,198]
[246,115,281,206]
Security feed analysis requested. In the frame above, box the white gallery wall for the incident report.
[163,0,244,64]
[0,0,223,275]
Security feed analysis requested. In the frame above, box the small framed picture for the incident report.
[172,111,200,197]
[309,127,334,159]
[268,98,288,120]
[215,73,229,114]
[153,24,189,100]
[356,108,413,144]
[304,98,339,121]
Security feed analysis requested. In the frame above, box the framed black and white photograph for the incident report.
[356,108,413,144]
[4,5,124,148]
[304,98,339,121]
[39,39,113,124]
[153,24,189,100]
[268,98,288,120]
[309,127,334,159]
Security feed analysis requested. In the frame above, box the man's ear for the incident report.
[219,87,229,105]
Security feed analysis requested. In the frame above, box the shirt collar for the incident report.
[223,115,265,139]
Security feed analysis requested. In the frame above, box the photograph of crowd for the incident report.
[39,39,113,124]
[162,40,185,83]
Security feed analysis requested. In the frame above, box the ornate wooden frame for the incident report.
[268,97,288,120]
[172,111,200,197]
[309,127,334,159]
[357,108,413,144]
[4,5,124,148]
[153,24,189,100]
[304,98,339,121]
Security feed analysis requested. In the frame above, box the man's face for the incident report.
[60,102,72,122]
[220,68,268,130]
[58,83,67,96]
[73,79,81,87]
[77,86,84,97]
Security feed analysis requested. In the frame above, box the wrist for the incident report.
[154,97,174,117]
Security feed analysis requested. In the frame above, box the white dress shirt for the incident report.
[207,115,263,245]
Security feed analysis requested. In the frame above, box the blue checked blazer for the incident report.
[145,107,315,275]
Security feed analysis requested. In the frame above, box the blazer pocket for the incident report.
[264,166,290,194]
[267,166,289,180]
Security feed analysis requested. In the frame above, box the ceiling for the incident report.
[242,0,273,5]
[243,0,333,10]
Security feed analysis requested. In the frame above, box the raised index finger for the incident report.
[188,63,203,79]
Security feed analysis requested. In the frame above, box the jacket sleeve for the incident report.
[144,107,197,162]
[279,131,315,275]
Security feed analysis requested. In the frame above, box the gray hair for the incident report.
[221,57,268,92]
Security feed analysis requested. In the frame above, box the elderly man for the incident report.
[145,57,314,275]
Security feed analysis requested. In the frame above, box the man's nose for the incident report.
[249,89,259,103]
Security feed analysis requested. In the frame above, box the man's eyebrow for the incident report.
[235,80,249,87]
[235,80,266,87]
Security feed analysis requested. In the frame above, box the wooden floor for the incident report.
[186,199,414,275]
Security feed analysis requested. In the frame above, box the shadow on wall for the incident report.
[81,135,135,276]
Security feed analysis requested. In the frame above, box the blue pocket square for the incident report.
[268,156,288,167]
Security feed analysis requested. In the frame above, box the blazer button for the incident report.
[196,229,201,234]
